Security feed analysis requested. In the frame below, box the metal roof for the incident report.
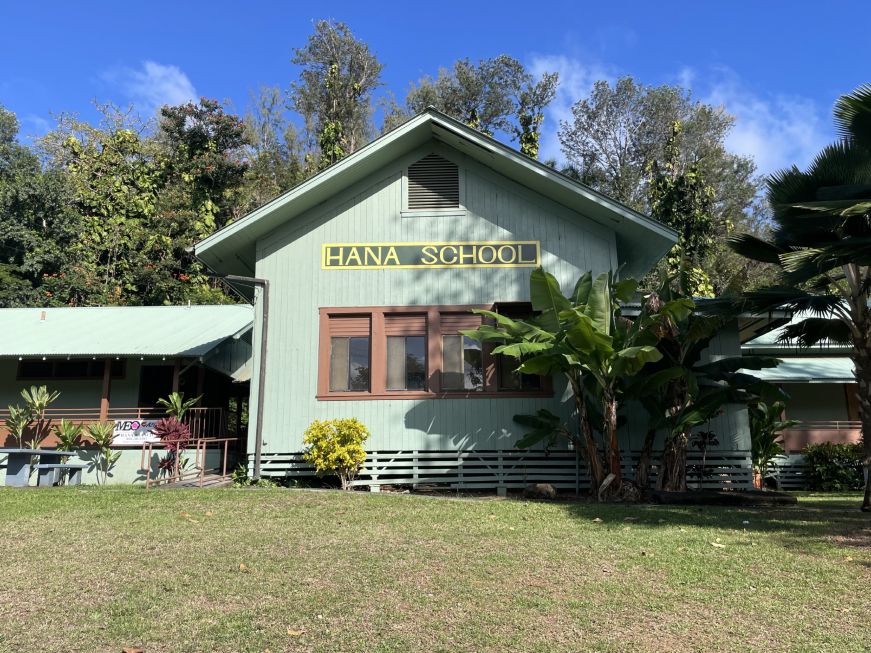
[746,357,854,383]
[0,305,254,358]
[194,108,678,286]
[742,310,850,352]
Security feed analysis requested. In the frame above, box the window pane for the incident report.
[386,336,405,390]
[349,337,370,391]
[442,335,464,390]
[463,336,483,390]
[499,358,521,390]
[405,336,426,390]
[329,337,350,392]
[499,359,542,391]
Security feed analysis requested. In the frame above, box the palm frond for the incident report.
[737,286,840,314]
[778,317,852,348]
[727,233,785,264]
[834,83,871,149]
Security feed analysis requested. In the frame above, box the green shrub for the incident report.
[303,418,370,490]
[803,443,864,491]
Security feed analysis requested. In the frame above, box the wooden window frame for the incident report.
[317,305,553,401]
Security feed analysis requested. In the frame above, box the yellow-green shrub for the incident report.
[303,418,370,490]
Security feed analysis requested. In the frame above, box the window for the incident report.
[17,358,125,381]
[407,154,459,210]
[318,306,550,399]
[385,313,427,391]
[326,315,371,392]
[498,359,542,391]
[493,302,541,391]
[387,336,427,390]
[442,335,483,391]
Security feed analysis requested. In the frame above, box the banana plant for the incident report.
[464,267,684,497]
[749,400,799,483]
[623,280,784,491]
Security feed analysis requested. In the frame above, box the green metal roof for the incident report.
[742,310,850,352]
[194,108,678,283]
[747,357,854,383]
[0,305,253,358]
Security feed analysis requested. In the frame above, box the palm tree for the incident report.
[729,84,871,511]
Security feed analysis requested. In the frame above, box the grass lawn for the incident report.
[0,488,869,653]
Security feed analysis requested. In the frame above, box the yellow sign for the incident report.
[321,241,540,270]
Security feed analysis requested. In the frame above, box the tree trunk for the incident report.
[635,428,657,496]
[659,430,689,492]
[571,382,605,496]
[603,393,622,486]
[853,347,871,512]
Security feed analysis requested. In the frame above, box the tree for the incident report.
[291,20,383,168]
[626,282,781,491]
[42,106,160,305]
[394,56,558,158]
[728,83,871,511]
[158,98,249,236]
[558,76,764,294]
[647,121,717,297]
[239,86,307,212]
[464,268,682,499]
[0,104,80,306]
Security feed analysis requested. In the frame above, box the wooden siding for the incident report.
[248,141,749,457]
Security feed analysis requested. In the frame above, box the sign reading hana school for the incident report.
[112,419,160,445]
[322,241,540,270]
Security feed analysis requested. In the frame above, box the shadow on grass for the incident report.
[544,492,870,559]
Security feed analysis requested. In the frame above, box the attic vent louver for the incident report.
[407,154,459,210]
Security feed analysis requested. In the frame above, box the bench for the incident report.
[35,463,88,487]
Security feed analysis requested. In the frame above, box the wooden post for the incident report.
[196,365,205,398]
[99,358,112,421]
[172,359,181,393]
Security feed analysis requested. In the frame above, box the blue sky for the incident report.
[1,1,867,175]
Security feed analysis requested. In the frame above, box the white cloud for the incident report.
[103,61,198,116]
[528,54,613,163]
[698,69,832,175]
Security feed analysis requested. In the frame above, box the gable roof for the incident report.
[194,108,677,280]
[0,305,253,359]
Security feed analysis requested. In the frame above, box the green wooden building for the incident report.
[193,109,759,491]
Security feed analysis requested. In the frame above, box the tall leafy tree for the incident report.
[558,76,765,294]
[239,86,308,212]
[42,107,159,305]
[729,84,871,511]
[392,56,558,158]
[157,98,249,236]
[647,121,717,297]
[0,104,79,306]
[291,20,383,168]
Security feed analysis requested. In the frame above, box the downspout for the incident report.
[217,274,269,481]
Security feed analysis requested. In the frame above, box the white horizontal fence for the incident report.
[764,454,809,490]
[255,448,754,491]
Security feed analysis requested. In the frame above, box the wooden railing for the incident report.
[0,407,226,442]
[141,437,237,488]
